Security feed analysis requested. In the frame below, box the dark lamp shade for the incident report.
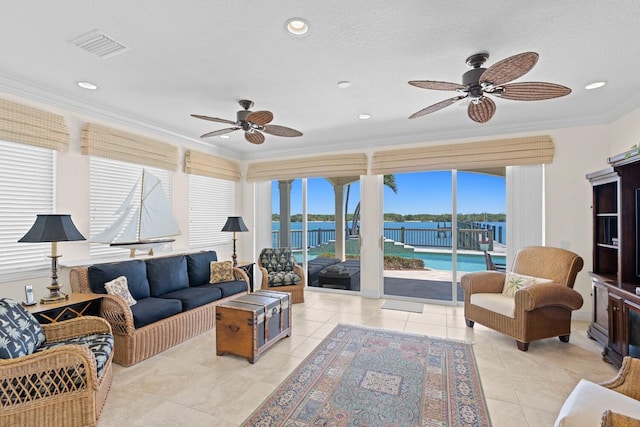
[221,216,248,233]
[18,214,86,243]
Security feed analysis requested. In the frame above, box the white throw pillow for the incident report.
[502,273,553,297]
[105,275,137,306]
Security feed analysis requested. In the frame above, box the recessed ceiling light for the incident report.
[358,114,371,120]
[285,18,310,36]
[220,135,230,139]
[585,81,606,90]
[337,81,351,89]
[76,81,98,90]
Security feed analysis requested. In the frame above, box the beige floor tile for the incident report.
[97,292,616,427]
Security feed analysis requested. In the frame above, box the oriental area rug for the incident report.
[242,324,491,426]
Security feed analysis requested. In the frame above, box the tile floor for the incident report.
[97,290,617,426]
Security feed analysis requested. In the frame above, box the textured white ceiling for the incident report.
[1,1,639,161]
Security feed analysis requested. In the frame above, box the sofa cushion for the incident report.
[186,251,218,287]
[146,255,189,297]
[0,298,45,359]
[37,333,114,377]
[88,260,150,300]
[159,286,223,311]
[554,379,640,426]
[129,297,183,329]
[209,261,234,284]
[209,280,248,298]
[104,275,137,306]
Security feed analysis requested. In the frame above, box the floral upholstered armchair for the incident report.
[258,247,305,303]
[0,298,114,427]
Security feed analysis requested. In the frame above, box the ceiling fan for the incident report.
[191,99,303,144]
[408,51,571,123]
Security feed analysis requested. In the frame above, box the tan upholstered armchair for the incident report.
[461,246,584,351]
[258,247,305,303]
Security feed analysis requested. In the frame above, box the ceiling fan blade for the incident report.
[408,80,466,91]
[409,95,466,119]
[497,82,572,101]
[262,125,303,137]
[480,52,539,86]
[200,127,239,138]
[190,114,236,125]
[247,110,273,125]
[245,131,265,145]
[468,97,496,123]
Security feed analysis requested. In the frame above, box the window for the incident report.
[89,157,173,258]
[189,174,234,249]
[0,140,55,281]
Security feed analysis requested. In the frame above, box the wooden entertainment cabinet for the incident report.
[587,151,640,368]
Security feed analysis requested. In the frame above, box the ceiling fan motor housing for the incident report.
[463,68,486,102]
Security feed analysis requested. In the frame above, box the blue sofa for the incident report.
[69,251,249,366]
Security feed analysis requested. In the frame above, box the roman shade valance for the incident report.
[81,123,179,170]
[371,135,554,175]
[184,150,241,181]
[0,98,70,151]
[246,153,368,182]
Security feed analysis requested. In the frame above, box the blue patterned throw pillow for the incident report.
[0,298,45,359]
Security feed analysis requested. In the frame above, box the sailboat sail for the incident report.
[91,170,180,247]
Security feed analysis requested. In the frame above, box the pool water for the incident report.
[413,251,505,272]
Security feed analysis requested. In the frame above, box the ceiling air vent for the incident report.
[69,30,129,59]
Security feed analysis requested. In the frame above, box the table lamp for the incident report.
[221,216,248,267]
[18,214,86,304]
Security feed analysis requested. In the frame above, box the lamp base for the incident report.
[40,288,69,304]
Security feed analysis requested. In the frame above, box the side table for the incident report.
[237,262,255,292]
[25,293,102,324]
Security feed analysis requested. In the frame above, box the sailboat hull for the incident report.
[110,238,175,251]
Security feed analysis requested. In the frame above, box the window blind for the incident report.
[371,135,554,175]
[0,98,70,151]
[246,153,368,182]
[82,123,179,170]
[184,150,241,181]
[89,157,173,258]
[0,140,55,281]
[189,175,235,249]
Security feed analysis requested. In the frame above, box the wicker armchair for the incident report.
[258,248,305,303]
[461,246,584,351]
[0,299,114,427]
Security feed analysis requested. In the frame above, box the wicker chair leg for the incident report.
[465,319,474,327]
[516,341,529,351]
[559,334,570,343]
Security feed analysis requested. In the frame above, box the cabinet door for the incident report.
[608,293,624,357]
[624,299,640,358]
[588,279,609,344]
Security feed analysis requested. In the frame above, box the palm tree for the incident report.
[344,175,398,236]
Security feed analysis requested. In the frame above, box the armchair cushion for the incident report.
[470,293,516,318]
[37,333,114,377]
[268,271,303,287]
[260,248,297,273]
[502,272,552,297]
[0,298,45,358]
[554,379,640,427]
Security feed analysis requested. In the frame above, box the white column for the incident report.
[360,175,383,299]
[334,184,345,260]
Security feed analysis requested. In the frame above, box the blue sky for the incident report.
[273,171,505,215]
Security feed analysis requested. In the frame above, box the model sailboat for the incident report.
[91,170,180,257]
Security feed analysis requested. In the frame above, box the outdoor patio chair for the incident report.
[258,247,305,303]
[484,251,506,272]
[462,246,584,351]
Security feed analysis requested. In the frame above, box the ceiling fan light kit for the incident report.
[191,100,303,145]
[408,51,571,123]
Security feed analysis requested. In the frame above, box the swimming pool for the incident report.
[305,251,505,272]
